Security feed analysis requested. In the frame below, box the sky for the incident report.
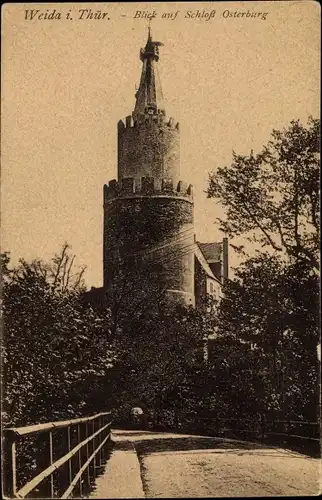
[1,1,320,287]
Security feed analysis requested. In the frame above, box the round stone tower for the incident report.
[103,30,195,305]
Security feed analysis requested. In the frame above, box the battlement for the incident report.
[118,114,179,130]
[104,177,194,202]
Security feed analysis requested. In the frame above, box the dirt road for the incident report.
[114,429,321,497]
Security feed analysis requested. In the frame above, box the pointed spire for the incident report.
[132,30,165,122]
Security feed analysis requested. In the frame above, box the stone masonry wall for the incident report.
[117,115,180,184]
[103,196,194,302]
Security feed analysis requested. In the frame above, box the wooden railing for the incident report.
[244,419,318,446]
[194,416,320,442]
[3,412,113,499]
[177,414,320,454]
[139,411,320,455]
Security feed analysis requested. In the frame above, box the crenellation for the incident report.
[187,184,194,196]
[120,177,135,194]
[125,115,134,127]
[117,119,125,130]
[162,178,173,191]
[120,113,179,131]
[154,177,162,191]
[177,181,188,193]
[141,176,155,194]
[166,117,180,130]
[159,113,166,125]
[104,176,194,201]
[107,179,118,198]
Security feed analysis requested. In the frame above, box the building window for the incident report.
[210,282,213,293]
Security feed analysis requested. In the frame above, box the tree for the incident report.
[102,257,170,337]
[206,118,320,423]
[210,254,319,421]
[108,297,218,428]
[1,246,114,426]
[207,117,320,271]
[17,242,87,293]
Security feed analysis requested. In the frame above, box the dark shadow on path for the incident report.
[134,436,259,455]
[113,439,136,452]
[113,431,312,460]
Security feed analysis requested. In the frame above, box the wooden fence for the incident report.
[3,412,113,499]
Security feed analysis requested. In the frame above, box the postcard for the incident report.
[1,2,320,498]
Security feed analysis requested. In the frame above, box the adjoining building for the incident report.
[88,31,228,308]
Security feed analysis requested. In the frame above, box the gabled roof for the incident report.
[194,244,222,285]
[197,242,222,263]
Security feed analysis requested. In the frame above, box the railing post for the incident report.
[49,431,54,498]
[77,424,82,497]
[98,416,102,467]
[92,419,96,475]
[85,422,91,486]
[287,418,291,441]
[103,414,108,460]
[260,413,265,442]
[103,414,109,461]
[107,414,111,443]
[12,440,17,497]
[4,431,18,498]
[67,425,72,486]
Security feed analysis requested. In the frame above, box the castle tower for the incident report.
[103,31,195,305]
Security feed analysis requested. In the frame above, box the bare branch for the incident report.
[65,254,75,291]
[232,197,283,252]
[61,253,70,291]
[73,265,86,290]
[52,243,69,289]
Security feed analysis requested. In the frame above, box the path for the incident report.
[88,429,321,498]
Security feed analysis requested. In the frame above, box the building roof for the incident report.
[133,30,165,121]
[198,242,222,263]
[194,244,222,284]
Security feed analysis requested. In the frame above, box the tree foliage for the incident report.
[208,117,320,270]
[209,255,319,421]
[108,296,218,427]
[207,118,320,422]
[1,246,113,426]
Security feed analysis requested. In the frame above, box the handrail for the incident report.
[5,412,111,437]
[270,420,319,425]
[179,414,320,447]
[15,421,112,498]
[61,432,110,499]
[266,431,320,442]
[218,427,319,442]
[195,416,319,426]
[3,412,113,499]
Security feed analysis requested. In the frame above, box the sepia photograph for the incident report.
[1,1,321,498]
